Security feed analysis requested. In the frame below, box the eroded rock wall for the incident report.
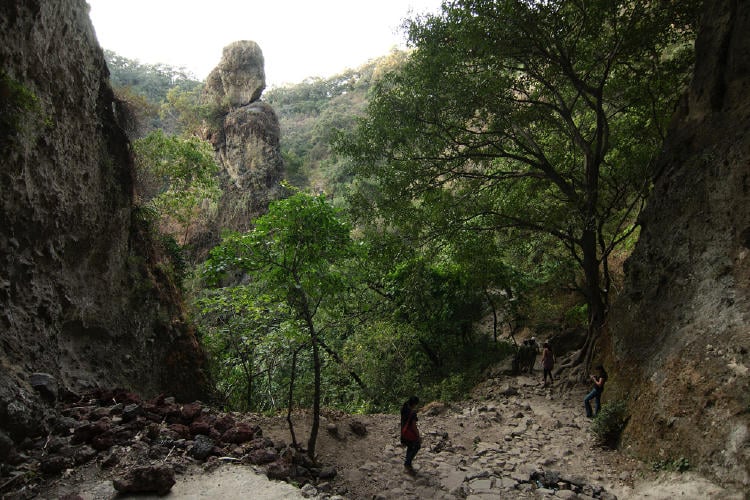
[0,0,208,443]
[607,0,750,487]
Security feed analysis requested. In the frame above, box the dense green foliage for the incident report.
[335,0,699,369]
[105,50,201,105]
[133,130,221,245]
[196,190,513,423]
[201,190,360,458]
[104,51,205,135]
[265,51,410,198]
[105,0,701,427]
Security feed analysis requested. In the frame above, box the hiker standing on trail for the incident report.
[584,365,608,418]
[400,396,421,474]
[541,342,555,386]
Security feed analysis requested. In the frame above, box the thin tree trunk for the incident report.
[484,288,498,343]
[286,348,299,449]
[418,339,441,369]
[308,326,321,462]
[317,338,371,399]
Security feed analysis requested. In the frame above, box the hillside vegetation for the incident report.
[99,0,710,475]
[5,0,750,496]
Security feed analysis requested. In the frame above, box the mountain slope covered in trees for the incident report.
[3,0,748,495]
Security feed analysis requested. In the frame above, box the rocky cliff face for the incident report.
[196,41,284,251]
[0,0,209,446]
[607,0,750,488]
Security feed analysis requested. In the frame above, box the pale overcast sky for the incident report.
[87,0,445,88]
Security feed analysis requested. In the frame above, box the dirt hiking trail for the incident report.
[41,371,746,499]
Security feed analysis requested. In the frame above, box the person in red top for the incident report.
[400,396,421,474]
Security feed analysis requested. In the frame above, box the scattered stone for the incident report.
[101,451,120,468]
[190,435,216,460]
[221,423,255,444]
[349,420,367,436]
[422,401,449,416]
[318,466,337,479]
[214,415,236,433]
[113,465,176,495]
[247,436,275,450]
[245,448,278,465]
[266,460,295,480]
[168,423,190,440]
[40,455,73,475]
[556,489,577,498]
[500,385,519,397]
[121,404,144,422]
[89,407,110,421]
[190,420,212,436]
[181,402,202,421]
[300,483,318,497]
[73,445,97,465]
[0,431,14,462]
[30,372,58,402]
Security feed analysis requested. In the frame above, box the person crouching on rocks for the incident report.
[400,396,421,474]
[584,365,608,418]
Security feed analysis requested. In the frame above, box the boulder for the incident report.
[205,40,266,108]
[29,373,58,402]
[181,402,202,422]
[190,434,215,460]
[112,465,176,496]
[245,448,278,465]
[221,423,255,444]
[40,455,73,475]
[266,460,295,481]
[193,41,284,256]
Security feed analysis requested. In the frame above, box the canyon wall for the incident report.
[607,0,750,487]
[0,0,209,444]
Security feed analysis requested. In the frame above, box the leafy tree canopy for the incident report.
[335,0,699,369]
[133,130,221,244]
[105,50,201,105]
[203,190,359,459]
[265,50,411,196]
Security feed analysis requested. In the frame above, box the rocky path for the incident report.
[22,372,745,499]
[311,374,634,499]
[281,372,744,499]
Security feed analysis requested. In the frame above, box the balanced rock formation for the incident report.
[196,40,284,252]
[205,40,266,108]
[0,0,209,445]
[607,0,750,489]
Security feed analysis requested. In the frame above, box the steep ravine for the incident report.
[1,0,748,496]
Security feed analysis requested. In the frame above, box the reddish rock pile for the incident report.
[0,389,335,498]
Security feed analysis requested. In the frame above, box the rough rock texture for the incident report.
[205,40,266,108]
[606,0,750,489]
[0,0,209,444]
[196,41,284,253]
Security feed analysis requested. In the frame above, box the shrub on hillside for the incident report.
[591,400,628,448]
